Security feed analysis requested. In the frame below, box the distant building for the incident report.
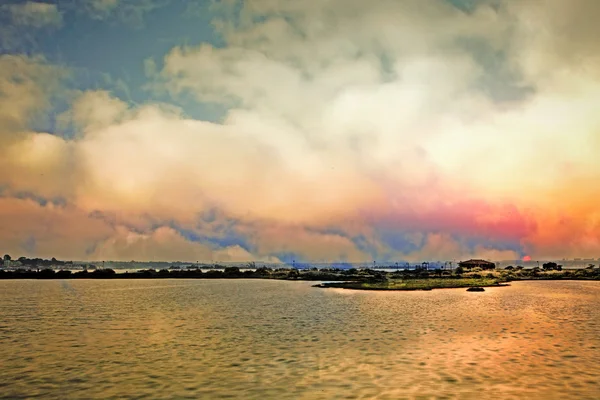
[458,259,496,270]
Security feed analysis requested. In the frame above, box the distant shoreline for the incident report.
[1,267,599,291]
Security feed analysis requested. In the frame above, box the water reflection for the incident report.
[0,280,599,399]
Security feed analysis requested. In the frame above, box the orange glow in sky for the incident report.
[2,1,600,262]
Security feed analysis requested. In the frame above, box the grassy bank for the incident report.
[314,277,503,291]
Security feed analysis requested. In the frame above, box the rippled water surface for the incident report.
[1,279,599,399]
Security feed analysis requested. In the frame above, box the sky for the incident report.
[1,0,600,263]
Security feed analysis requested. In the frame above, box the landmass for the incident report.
[1,256,600,291]
[313,277,505,291]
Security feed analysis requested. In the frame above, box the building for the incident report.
[458,259,496,270]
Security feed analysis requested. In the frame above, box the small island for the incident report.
[313,261,600,291]
[313,277,505,291]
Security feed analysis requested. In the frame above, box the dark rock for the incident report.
[467,287,485,292]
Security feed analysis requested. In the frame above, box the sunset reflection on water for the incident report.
[0,280,599,399]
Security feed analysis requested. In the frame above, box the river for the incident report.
[0,279,599,399]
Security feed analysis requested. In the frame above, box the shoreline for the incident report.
[312,280,511,291]
[1,267,599,291]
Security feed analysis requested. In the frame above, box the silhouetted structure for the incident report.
[542,262,562,271]
[458,259,496,270]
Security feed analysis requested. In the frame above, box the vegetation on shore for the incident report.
[0,265,385,281]
[315,277,504,291]
[1,256,600,291]
[316,263,600,291]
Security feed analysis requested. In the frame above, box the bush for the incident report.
[205,270,223,278]
[223,266,241,275]
[91,269,116,278]
[255,267,272,275]
[38,268,56,278]
[56,270,72,278]
[543,262,559,271]
[288,268,300,278]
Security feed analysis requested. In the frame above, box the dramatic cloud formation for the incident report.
[1,0,600,262]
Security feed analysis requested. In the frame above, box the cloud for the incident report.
[245,224,373,263]
[5,1,62,29]
[0,2,63,50]
[70,93,381,225]
[3,1,600,261]
[0,197,113,260]
[159,1,511,186]
[138,0,600,260]
[62,90,130,134]
[504,0,600,83]
[0,55,71,200]
[85,0,120,16]
[0,55,69,155]
[88,226,213,262]
[402,233,521,263]
[77,0,170,27]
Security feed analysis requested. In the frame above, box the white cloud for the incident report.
[0,54,66,140]
[163,0,600,198]
[4,1,600,260]
[66,90,130,134]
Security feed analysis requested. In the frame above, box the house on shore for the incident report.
[458,259,496,270]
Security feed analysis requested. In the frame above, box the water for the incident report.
[0,279,599,399]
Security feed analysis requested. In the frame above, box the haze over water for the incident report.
[1,280,599,399]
